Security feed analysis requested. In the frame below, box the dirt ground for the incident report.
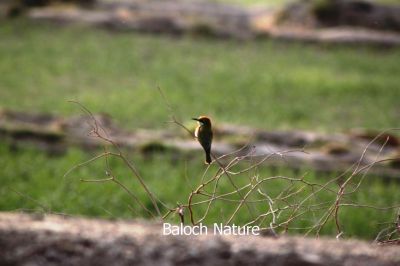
[0,212,399,266]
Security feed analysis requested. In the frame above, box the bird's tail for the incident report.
[205,150,212,164]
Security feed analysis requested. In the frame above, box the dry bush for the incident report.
[64,99,400,243]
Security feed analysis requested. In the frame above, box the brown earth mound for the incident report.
[1,109,400,179]
[0,212,399,266]
[2,0,400,45]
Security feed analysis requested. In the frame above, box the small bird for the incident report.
[192,116,213,164]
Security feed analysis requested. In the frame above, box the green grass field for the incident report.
[1,20,400,240]
[1,144,399,239]
[1,20,400,131]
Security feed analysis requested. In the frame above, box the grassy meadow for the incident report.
[0,19,400,239]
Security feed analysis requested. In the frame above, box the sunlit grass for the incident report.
[0,144,399,239]
[1,20,400,131]
[0,20,399,239]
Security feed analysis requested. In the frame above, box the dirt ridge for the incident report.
[0,212,399,266]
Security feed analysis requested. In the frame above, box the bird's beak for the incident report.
[192,118,199,121]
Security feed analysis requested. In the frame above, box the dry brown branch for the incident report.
[67,101,162,218]
[64,98,400,241]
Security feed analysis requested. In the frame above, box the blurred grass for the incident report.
[0,20,400,239]
[1,20,400,131]
[1,144,399,240]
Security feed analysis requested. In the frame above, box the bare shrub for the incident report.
[64,99,400,243]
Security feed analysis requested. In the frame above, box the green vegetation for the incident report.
[1,144,399,239]
[0,20,399,239]
[1,20,399,131]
